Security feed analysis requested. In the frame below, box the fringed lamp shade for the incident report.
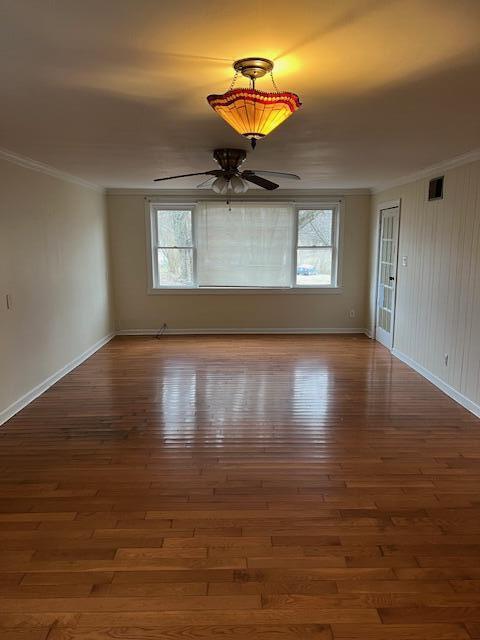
[207,88,301,148]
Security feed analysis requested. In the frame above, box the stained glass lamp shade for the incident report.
[207,58,301,148]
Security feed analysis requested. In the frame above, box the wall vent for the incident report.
[428,176,444,201]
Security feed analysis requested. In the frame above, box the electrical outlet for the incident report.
[402,256,408,267]
[444,353,449,366]
[349,309,356,318]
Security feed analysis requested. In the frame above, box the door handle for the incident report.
[389,276,395,281]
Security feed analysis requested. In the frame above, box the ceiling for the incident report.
[1,0,479,189]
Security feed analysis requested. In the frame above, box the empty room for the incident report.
[1,1,480,638]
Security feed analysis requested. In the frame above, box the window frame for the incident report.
[147,204,196,290]
[147,204,198,291]
[146,200,343,294]
[293,205,340,289]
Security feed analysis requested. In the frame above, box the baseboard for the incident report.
[0,332,115,427]
[117,327,368,336]
[7,333,476,427]
[392,348,480,419]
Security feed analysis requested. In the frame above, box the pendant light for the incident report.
[207,57,301,148]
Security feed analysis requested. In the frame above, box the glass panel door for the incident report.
[376,206,399,349]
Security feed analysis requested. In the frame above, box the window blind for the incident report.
[195,202,294,287]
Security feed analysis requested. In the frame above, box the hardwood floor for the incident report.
[1,334,480,639]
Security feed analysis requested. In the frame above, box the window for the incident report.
[151,209,194,287]
[295,209,336,286]
[149,202,340,291]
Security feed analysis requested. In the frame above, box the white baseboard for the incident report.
[6,333,477,427]
[0,332,115,427]
[392,348,480,419]
[117,327,368,336]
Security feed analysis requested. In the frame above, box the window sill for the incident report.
[147,286,343,296]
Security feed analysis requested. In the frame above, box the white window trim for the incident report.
[145,200,344,295]
[148,204,196,289]
[293,203,341,289]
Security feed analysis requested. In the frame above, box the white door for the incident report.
[376,206,400,349]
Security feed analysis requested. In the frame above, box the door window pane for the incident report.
[379,307,391,332]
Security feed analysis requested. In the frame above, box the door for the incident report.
[376,205,400,349]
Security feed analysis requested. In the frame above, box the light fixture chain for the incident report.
[270,71,280,93]
[228,70,239,91]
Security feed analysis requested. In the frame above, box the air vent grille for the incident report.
[428,176,444,201]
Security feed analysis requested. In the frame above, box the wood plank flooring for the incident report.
[0,334,479,639]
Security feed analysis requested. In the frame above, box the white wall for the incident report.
[107,193,371,332]
[369,158,480,411]
[0,157,113,420]
[3,149,479,420]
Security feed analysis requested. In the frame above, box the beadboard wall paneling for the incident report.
[369,158,480,408]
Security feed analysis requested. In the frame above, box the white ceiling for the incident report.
[1,0,479,189]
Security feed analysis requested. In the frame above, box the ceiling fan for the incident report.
[153,148,300,193]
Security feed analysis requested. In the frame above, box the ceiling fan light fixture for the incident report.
[212,176,229,194]
[212,175,249,194]
[230,175,249,194]
[207,58,301,148]
[154,148,300,192]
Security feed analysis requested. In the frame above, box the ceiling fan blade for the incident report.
[196,176,216,189]
[243,170,301,180]
[242,174,279,191]
[154,171,217,182]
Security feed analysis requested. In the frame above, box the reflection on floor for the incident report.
[0,335,479,639]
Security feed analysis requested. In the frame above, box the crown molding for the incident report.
[0,147,104,192]
[3,145,479,197]
[372,147,480,194]
[105,187,372,197]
